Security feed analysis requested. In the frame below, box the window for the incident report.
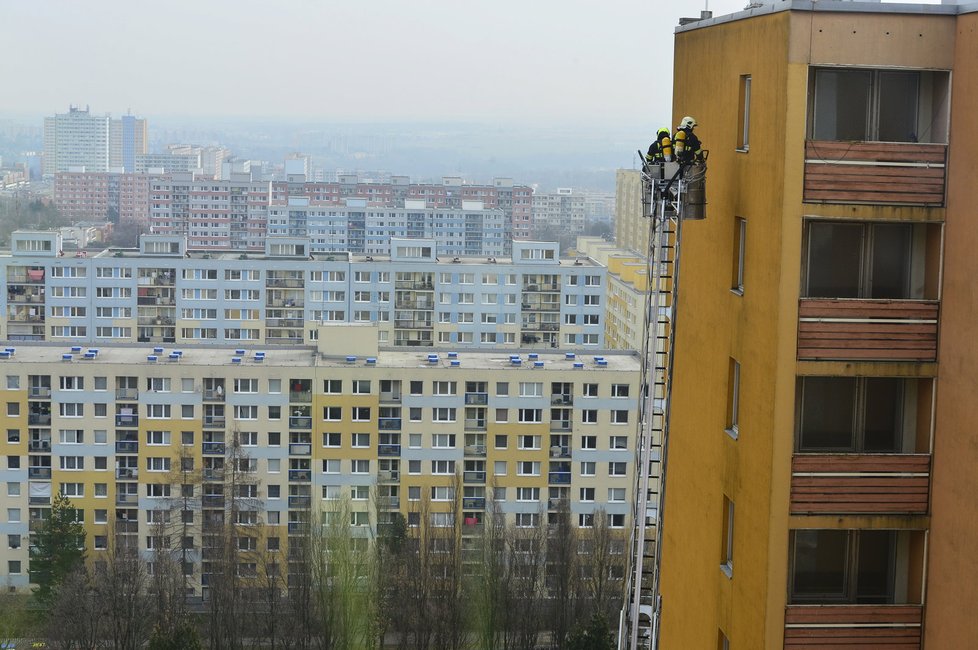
[517,487,540,502]
[60,403,83,417]
[611,384,630,398]
[351,407,370,422]
[323,407,341,421]
[352,380,371,394]
[433,381,456,396]
[519,382,542,397]
[518,409,542,424]
[582,383,598,398]
[234,405,258,420]
[804,221,916,300]
[237,431,258,446]
[517,461,540,476]
[495,409,508,423]
[433,407,456,422]
[581,435,596,449]
[580,461,596,476]
[322,459,341,474]
[321,432,340,447]
[59,429,83,444]
[60,482,83,496]
[146,404,170,419]
[515,513,539,528]
[788,529,899,604]
[268,485,281,499]
[324,379,342,394]
[609,462,627,476]
[432,460,455,475]
[431,486,455,501]
[432,433,455,449]
[582,410,598,424]
[797,377,907,453]
[496,382,509,396]
[322,485,340,500]
[726,359,741,439]
[494,460,507,476]
[8,560,21,575]
[494,434,507,449]
[731,217,747,294]
[579,487,595,502]
[810,68,949,143]
[721,496,734,577]
[610,436,628,450]
[610,410,629,424]
[738,74,751,151]
[351,459,370,474]
[608,487,626,502]
[146,430,170,445]
[518,434,540,450]
[60,457,84,471]
[351,485,370,501]
[351,433,370,448]
[409,407,422,422]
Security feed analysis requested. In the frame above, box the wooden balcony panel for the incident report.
[790,454,930,515]
[797,299,938,362]
[804,141,946,206]
[785,605,922,649]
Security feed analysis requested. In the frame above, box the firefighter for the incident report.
[645,127,674,164]
[673,116,703,164]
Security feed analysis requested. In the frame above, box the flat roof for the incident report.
[0,344,641,372]
[677,1,978,34]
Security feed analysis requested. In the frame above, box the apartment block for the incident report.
[0,332,640,594]
[43,107,147,175]
[54,171,155,223]
[575,237,648,352]
[657,2,976,648]
[614,170,647,256]
[1,231,606,350]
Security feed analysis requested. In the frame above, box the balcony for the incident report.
[463,470,486,484]
[464,393,488,406]
[115,414,139,427]
[28,386,51,399]
[523,283,560,293]
[803,140,945,206]
[28,413,51,425]
[379,392,401,404]
[463,444,486,457]
[202,495,225,508]
[784,604,922,648]
[115,441,138,454]
[548,471,572,485]
[28,467,51,479]
[288,469,311,482]
[550,420,572,432]
[203,416,226,429]
[394,319,433,329]
[116,521,139,533]
[115,468,138,480]
[115,388,139,401]
[378,418,402,431]
[288,496,312,508]
[289,443,312,456]
[551,394,574,406]
[790,454,930,515]
[377,470,400,483]
[202,442,226,455]
[288,522,306,535]
[28,440,51,453]
[462,497,486,510]
[202,469,223,481]
[797,299,938,362]
[378,444,401,457]
[549,446,572,459]
[116,494,138,506]
[289,416,312,429]
[289,390,312,403]
[379,496,401,509]
[202,388,224,402]
[394,280,434,290]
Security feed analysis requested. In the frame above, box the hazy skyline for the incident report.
[4,0,751,128]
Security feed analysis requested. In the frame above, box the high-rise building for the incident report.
[655,2,975,648]
[43,107,147,175]
[54,171,156,223]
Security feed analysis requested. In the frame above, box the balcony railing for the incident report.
[289,416,312,429]
[115,388,139,400]
[551,394,574,406]
[378,444,401,457]
[804,140,946,206]
[797,299,938,362]
[115,415,138,427]
[377,470,400,483]
[289,390,312,403]
[378,418,402,431]
[464,444,487,457]
[116,494,138,505]
[289,443,312,456]
[202,442,226,455]
[28,413,51,425]
[462,497,486,510]
[288,469,311,482]
[28,440,51,452]
[550,421,572,432]
[115,441,138,454]
[203,416,226,429]
[202,388,224,402]
[288,496,312,508]
[116,468,138,479]
[28,467,51,479]
[464,393,488,406]
[202,495,225,508]
[790,454,930,515]
[549,446,572,459]
[784,604,922,648]
[28,386,51,398]
[548,471,572,485]
[463,470,486,483]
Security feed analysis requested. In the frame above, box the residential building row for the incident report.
[0,330,641,594]
[2,231,607,350]
[656,2,977,648]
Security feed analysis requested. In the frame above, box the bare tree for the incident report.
[578,510,627,624]
[504,514,547,650]
[546,501,580,650]
[93,530,152,650]
[45,566,104,650]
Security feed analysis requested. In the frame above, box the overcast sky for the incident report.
[2,0,757,126]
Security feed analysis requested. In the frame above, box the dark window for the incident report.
[790,530,897,604]
[805,222,912,299]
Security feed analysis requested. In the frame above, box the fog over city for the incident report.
[0,0,753,189]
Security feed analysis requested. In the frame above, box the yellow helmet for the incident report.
[679,116,697,129]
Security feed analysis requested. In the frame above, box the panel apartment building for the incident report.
[0,329,641,594]
[656,1,978,648]
[146,172,533,253]
[43,107,148,175]
[1,231,606,351]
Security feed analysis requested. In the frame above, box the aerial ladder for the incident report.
[621,153,707,650]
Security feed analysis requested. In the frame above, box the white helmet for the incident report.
[679,116,697,129]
